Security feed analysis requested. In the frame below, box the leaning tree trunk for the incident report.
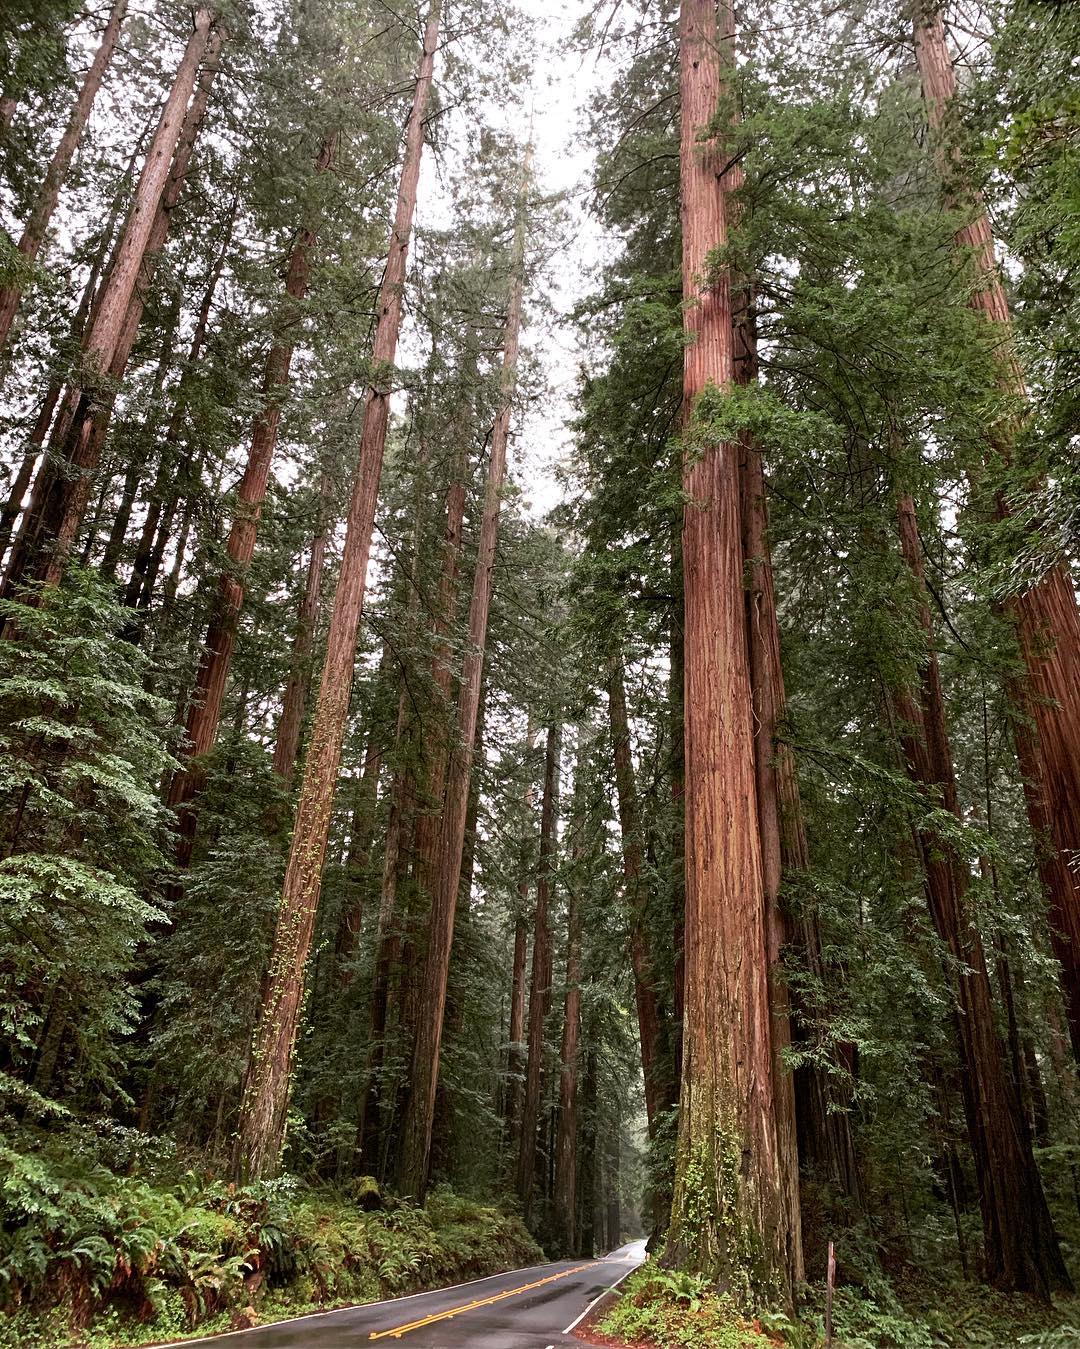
[912,0,1080,1058]
[665,0,800,1304]
[8,7,215,591]
[167,131,337,868]
[892,489,1069,1297]
[233,5,440,1181]
[0,0,128,354]
[515,721,560,1222]
[395,143,531,1201]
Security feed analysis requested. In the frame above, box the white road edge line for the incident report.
[560,1257,640,1336]
[142,1256,589,1348]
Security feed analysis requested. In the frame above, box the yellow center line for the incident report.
[368,1262,595,1340]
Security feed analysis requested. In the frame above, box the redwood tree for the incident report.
[665,0,800,1302]
[912,0,1080,1059]
[233,2,440,1181]
[396,143,532,1199]
[0,0,128,355]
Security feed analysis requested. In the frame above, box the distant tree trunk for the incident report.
[5,8,216,591]
[98,287,182,577]
[122,192,235,615]
[411,410,470,909]
[516,721,560,1221]
[913,0,1080,1060]
[233,3,439,1182]
[0,137,140,570]
[607,658,670,1130]
[892,489,1068,1297]
[333,728,383,985]
[272,474,332,782]
[578,1041,598,1256]
[0,0,128,354]
[167,131,337,868]
[396,140,531,1202]
[666,0,800,1301]
[506,727,537,1150]
[553,742,587,1257]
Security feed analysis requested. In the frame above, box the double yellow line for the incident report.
[368,1262,594,1340]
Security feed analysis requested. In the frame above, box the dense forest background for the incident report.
[1,1,1079,1346]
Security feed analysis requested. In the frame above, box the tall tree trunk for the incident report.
[167,131,337,867]
[515,721,560,1221]
[912,0,1080,1059]
[666,0,799,1302]
[0,136,140,570]
[0,0,128,354]
[121,191,236,614]
[506,727,537,1150]
[272,474,332,782]
[233,8,440,1182]
[396,140,531,1201]
[607,658,669,1129]
[553,740,587,1257]
[7,8,216,591]
[892,489,1068,1296]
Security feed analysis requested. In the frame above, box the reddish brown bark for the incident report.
[14,8,215,589]
[234,6,440,1180]
[395,145,530,1200]
[516,722,560,1220]
[892,490,1068,1296]
[0,0,128,354]
[167,132,336,866]
[272,474,332,782]
[607,659,668,1129]
[665,0,799,1300]
[913,1,1080,1059]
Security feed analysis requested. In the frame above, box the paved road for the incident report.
[162,1240,646,1349]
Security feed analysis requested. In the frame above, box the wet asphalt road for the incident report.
[157,1240,646,1349]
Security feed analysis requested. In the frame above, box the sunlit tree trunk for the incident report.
[912,0,1080,1059]
[233,8,440,1181]
[665,0,799,1302]
[395,142,531,1200]
[0,0,128,354]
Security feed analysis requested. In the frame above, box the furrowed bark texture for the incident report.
[666,0,799,1303]
[168,132,337,866]
[0,0,128,354]
[516,722,560,1220]
[234,6,439,1181]
[913,0,1080,1058]
[15,7,214,589]
[396,143,530,1199]
[893,491,1069,1297]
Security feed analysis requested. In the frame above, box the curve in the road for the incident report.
[152,1240,646,1349]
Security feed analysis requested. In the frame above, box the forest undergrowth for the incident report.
[0,1123,540,1349]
